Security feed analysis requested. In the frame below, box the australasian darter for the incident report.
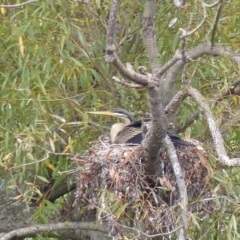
[88,108,195,146]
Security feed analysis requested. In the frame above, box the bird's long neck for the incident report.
[123,117,131,125]
[110,123,126,143]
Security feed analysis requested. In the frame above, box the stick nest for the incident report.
[75,137,216,234]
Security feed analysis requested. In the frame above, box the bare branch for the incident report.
[1,222,107,240]
[154,53,182,79]
[215,78,240,101]
[112,76,142,88]
[71,0,90,3]
[105,0,148,86]
[133,0,168,175]
[165,137,188,239]
[188,87,240,166]
[181,0,207,38]
[203,0,222,8]
[178,110,200,132]
[220,109,240,137]
[0,0,37,8]
[164,91,186,115]
[114,220,183,238]
[105,0,119,53]
[181,63,188,87]
[142,0,161,73]
[211,0,223,47]
[180,29,187,62]
[165,43,240,88]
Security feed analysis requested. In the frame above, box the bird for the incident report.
[88,108,195,146]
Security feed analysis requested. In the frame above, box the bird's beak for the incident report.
[88,111,114,117]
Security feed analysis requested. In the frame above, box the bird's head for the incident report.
[88,108,134,124]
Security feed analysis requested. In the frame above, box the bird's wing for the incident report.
[114,126,142,144]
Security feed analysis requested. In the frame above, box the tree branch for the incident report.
[105,0,148,86]
[188,87,240,166]
[165,43,240,89]
[142,0,162,73]
[0,222,107,240]
[112,76,143,88]
[140,0,168,175]
[210,0,223,47]
[165,137,188,239]
[0,0,37,8]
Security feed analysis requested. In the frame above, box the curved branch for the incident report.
[203,0,222,8]
[0,0,37,8]
[188,87,240,166]
[165,43,240,88]
[105,0,148,86]
[1,222,107,240]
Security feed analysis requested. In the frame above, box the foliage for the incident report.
[1,0,240,239]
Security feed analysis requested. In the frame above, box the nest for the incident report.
[75,137,216,236]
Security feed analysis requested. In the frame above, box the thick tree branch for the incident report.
[188,87,240,166]
[0,222,107,240]
[112,76,143,88]
[142,0,162,74]
[165,43,240,89]
[140,1,168,175]
[142,85,168,175]
[105,0,149,86]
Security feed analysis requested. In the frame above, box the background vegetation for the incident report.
[1,0,240,239]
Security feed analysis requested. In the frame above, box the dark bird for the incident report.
[88,108,195,146]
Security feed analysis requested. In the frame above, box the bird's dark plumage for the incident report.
[88,108,195,147]
[115,118,195,147]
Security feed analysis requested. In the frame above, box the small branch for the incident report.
[0,0,37,8]
[188,87,240,166]
[220,109,240,136]
[180,29,187,63]
[181,0,207,38]
[164,91,186,115]
[181,64,188,87]
[165,137,188,239]
[154,53,182,79]
[114,221,183,238]
[203,0,221,8]
[0,222,107,240]
[178,110,200,132]
[215,78,240,101]
[71,0,90,3]
[112,76,142,88]
[210,0,223,47]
